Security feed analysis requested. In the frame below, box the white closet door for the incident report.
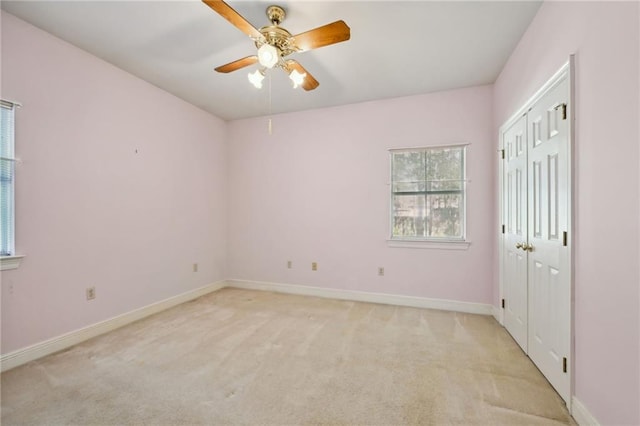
[526,77,570,403]
[502,114,529,352]
[500,63,572,405]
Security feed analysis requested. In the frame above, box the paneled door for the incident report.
[502,114,529,352]
[526,76,570,403]
[500,63,572,404]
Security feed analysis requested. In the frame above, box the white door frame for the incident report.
[497,55,575,407]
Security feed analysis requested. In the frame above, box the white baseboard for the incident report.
[1,279,494,372]
[0,281,226,372]
[571,397,600,426]
[492,305,503,324]
[225,279,493,315]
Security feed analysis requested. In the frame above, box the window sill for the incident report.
[1,255,25,271]
[386,240,471,250]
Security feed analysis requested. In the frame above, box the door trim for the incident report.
[497,55,575,407]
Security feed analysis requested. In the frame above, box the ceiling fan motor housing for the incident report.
[256,24,297,59]
[254,5,298,60]
[266,5,285,25]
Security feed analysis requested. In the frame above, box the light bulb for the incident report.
[257,44,279,69]
[248,69,265,89]
[289,69,306,89]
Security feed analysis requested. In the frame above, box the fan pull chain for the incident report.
[268,72,273,135]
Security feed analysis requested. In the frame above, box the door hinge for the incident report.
[562,357,568,373]
[501,149,505,159]
[501,298,505,309]
[562,231,568,246]
[502,224,505,234]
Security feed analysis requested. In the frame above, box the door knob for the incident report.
[523,243,534,252]
[515,242,523,249]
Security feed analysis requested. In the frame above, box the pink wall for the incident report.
[227,85,495,304]
[493,2,640,424]
[0,12,228,354]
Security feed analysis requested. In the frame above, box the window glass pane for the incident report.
[427,180,463,192]
[426,193,463,238]
[392,151,425,192]
[392,194,426,238]
[0,159,14,255]
[426,147,463,182]
[1,105,15,159]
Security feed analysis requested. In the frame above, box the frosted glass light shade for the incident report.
[289,69,306,89]
[248,69,265,89]
[258,44,279,69]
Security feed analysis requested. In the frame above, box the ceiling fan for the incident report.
[202,0,351,91]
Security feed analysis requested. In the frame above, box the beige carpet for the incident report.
[1,288,574,425]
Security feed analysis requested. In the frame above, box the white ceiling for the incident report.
[1,0,542,121]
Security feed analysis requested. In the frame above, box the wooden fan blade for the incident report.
[202,0,262,40]
[215,56,258,73]
[285,60,319,91]
[292,20,350,52]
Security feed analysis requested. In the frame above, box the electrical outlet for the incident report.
[86,287,96,301]
[193,263,198,272]
[378,267,385,276]
[287,260,292,269]
[311,262,318,271]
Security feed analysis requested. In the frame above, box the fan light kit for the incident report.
[247,69,265,89]
[289,69,306,89]
[257,44,279,69]
[203,0,351,91]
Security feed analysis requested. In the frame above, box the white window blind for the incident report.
[390,145,467,241]
[1,100,17,256]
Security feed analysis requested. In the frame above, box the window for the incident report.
[390,145,466,241]
[1,100,17,257]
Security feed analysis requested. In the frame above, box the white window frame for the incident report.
[388,144,470,250]
[1,99,23,270]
